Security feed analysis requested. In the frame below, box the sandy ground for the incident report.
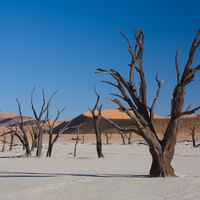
[1,137,200,200]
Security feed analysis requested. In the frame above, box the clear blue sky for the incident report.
[0,0,200,120]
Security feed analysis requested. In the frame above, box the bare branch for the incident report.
[107,97,145,134]
[181,106,200,116]
[175,50,181,84]
[150,72,165,122]
[31,87,38,121]
[110,93,125,101]
[101,115,140,133]
[181,29,200,83]
[101,80,118,88]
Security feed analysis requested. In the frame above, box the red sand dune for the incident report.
[54,109,200,141]
[83,109,164,119]
[1,110,200,141]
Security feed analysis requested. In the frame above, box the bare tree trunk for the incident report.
[125,132,132,145]
[31,137,38,151]
[74,126,81,157]
[119,131,126,145]
[89,86,104,158]
[1,135,6,152]
[46,143,53,157]
[36,127,44,157]
[192,134,196,147]
[9,132,14,151]
[81,135,85,144]
[103,132,112,144]
[187,123,197,147]
[73,136,79,157]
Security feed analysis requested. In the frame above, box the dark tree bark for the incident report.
[125,132,132,145]
[81,135,85,144]
[73,126,79,157]
[31,87,59,157]
[2,99,32,157]
[9,131,14,151]
[1,133,6,152]
[187,123,197,147]
[96,28,200,177]
[89,86,104,158]
[119,131,126,145]
[29,120,38,151]
[46,106,73,157]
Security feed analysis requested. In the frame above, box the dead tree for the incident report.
[187,123,198,147]
[73,124,85,157]
[2,99,32,156]
[81,135,85,144]
[88,86,104,158]
[125,132,133,145]
[1,132,6,152]
[29,120,38,151]
[31,87,59,157]
[96,28,200,177]
[119,131,126,145]
[46,106,66,157]
[103,131,112,144]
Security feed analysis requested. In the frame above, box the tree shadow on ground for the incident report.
[0,171,149,178]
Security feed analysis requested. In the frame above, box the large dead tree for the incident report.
[31,87,59,157]
[96,28,200,177]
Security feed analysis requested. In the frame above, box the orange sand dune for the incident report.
[83,109,164,119]
[0,113,18,119]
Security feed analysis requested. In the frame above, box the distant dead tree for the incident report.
[119,131,132,145]
[1,131,6,152]
[73,123,85,157]
[119,131,126,145]
[31,87,59,157]
[81,135,85,144]
[88,86,104,158]
[2,99,32,157]
[103,131,112,145]
[125,132,133,145]
[96,28,200,177]
[29,120,38,151]
[186,123,198,147]
[46,106,69,157]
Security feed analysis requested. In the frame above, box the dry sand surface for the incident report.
[1,138,200,200]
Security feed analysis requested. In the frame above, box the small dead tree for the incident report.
[96,28,200,177]
[73,124,85,157]
[125,132,133,145]
[46,106,66,157]
[119,131,126,145]
[31,87,59,157]
[2,99,32,157]
[81,135,85,144]
[1,132,6,152]
[187,123,198,147]
[103,131,112,144]
[88,86,104,158]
